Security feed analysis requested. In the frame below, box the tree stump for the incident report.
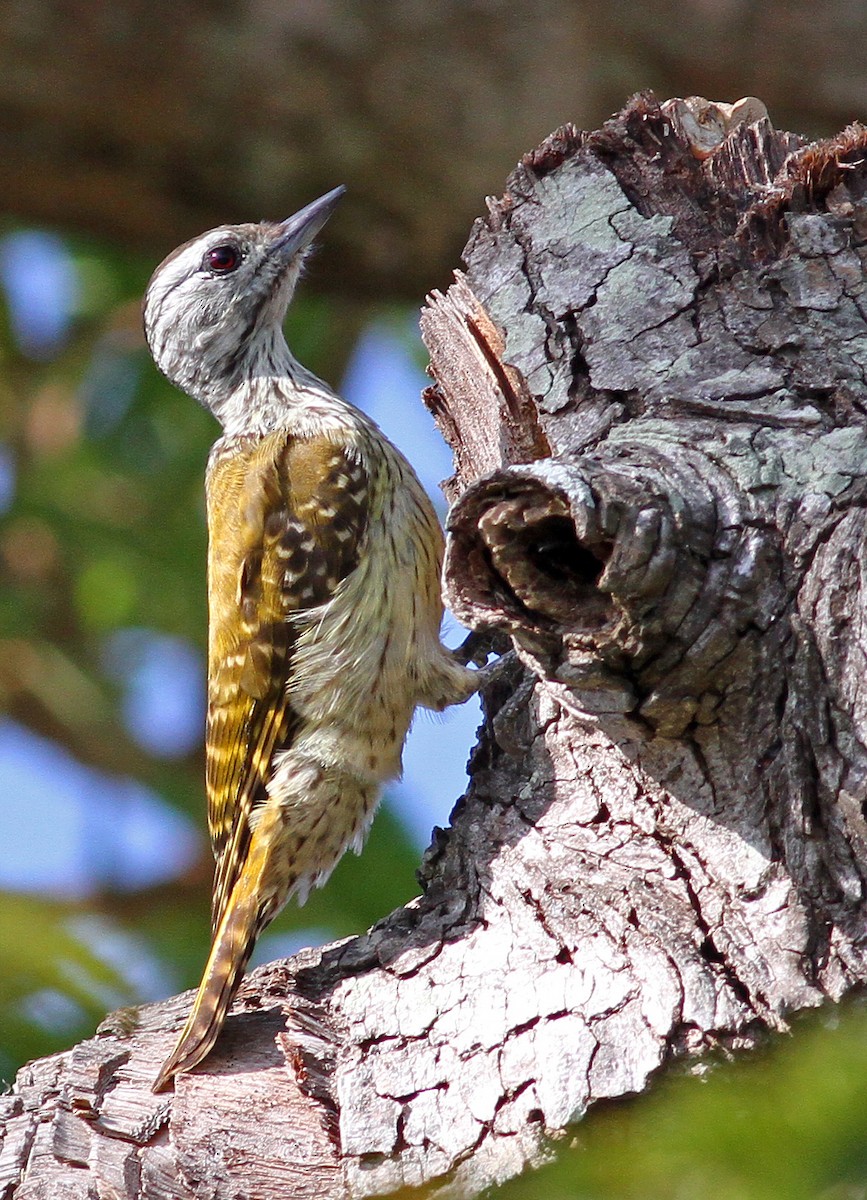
[5,92,867,1200]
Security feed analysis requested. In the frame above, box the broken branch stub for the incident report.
[445,449,781,732]
[426,93,867,738]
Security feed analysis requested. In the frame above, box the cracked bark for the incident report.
[5,92,867,1199]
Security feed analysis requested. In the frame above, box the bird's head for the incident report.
[143,186,345,419]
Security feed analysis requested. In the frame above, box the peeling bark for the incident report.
[5,93,867,1199]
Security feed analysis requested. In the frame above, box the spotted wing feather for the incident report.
[205,430,369,934]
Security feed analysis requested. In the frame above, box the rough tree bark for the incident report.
[4,92,867,1199]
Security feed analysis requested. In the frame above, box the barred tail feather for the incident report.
[152,886,260,1093]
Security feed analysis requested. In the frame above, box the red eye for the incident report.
[205,244,242,273]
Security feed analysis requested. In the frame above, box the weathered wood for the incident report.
[5,92,867,1199]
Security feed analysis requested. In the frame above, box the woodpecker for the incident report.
[144,187,477,1092]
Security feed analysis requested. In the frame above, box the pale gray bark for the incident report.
[5,93,867,1199]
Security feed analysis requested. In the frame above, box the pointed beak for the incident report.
[271,185,346,260]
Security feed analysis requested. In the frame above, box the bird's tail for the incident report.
[151,881,261,1093]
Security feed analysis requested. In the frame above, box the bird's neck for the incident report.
[204,328,344,439]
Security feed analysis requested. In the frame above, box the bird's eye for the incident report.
[205,244,242,274]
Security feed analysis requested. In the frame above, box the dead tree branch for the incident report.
[5,93,867,1200]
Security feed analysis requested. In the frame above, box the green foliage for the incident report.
[0,892,138,1083]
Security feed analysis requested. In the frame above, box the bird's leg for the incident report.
[472,649,520,691]
[449,627,519,692]
[450,627,511,668]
